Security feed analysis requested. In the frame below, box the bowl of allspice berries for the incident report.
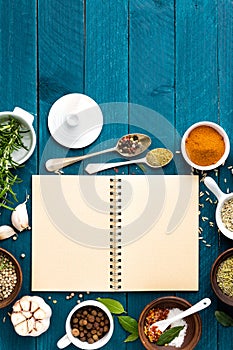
[181,121,230,171]
[0,248,22,308]
[57,300,114,349]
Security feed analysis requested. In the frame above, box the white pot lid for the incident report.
[48,93,103,148]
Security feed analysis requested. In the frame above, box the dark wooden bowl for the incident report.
[0,248,23,308]
[138,296,202,350]
[211,248,233,306]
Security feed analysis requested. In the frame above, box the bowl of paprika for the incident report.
[181,121,230,171]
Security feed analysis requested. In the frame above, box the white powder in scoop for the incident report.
[167,308,188,348]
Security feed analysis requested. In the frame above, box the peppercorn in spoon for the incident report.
[85,148,173,174]
[45,133,151,172]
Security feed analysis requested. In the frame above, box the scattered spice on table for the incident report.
[146,148,173,167]
[0,253,17,300]
[185,125,225,166]
[221,198,233,232]
[217,256,233,296]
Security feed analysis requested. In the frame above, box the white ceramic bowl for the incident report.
[204,176,233,240]
[0,107,36,164]
[57,300,114,349]
[181,121,230,171]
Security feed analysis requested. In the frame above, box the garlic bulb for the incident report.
[11,197,31,232]
[0,225,16,240]
[11,295,52,337]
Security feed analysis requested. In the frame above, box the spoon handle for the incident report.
[204,176,226,201]
[85,158,144,174]
[165,298,211,325]
[45,147,116,172]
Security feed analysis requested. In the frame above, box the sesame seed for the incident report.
[175,150,181,154]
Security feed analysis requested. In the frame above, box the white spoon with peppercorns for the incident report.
[85,148,173,174]
[45,133,151,172]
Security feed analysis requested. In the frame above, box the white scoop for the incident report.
[204,176,233,240]
[149,298,211,333]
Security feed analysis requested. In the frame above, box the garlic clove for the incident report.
[19,296,31,311]
[14,320,28,336]
[0,225,16,240]
[30,301,39,313]
[34,320,44,333]
[13,300,22,312]
[11,313,26,326]
[34,308,46,320]
[27,317,36,333]
[11,198,31,232]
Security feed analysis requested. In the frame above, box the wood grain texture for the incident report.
[217,1,233,349]
[38,0,85,175]
[0,1,37,350]
[84,1,129,348]
[127,1,176,349]
[176,1,219,349]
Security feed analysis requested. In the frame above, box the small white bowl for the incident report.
[181,121,230,171]
[57,300,114,349]
[204,176,233,240]
[0,107,36,164]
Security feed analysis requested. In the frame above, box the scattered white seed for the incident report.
[205,191,210,195]
[48,296,52,300]
[79,294,83,298]
[199,236,204,240]
[202,217,209,221]
[66,296,70,300]
[202,240,207,244]
[199,191,204,197]
[77,300,81,304]
[52,300,57,304]
[175,150,181,154]
[2,317,6,323]
[70,292,75,297]
[228,166,233,169]
[224,178,227,183]
[86,291,90,295]
[227,188,230,193]
[12,236,17,241]
[20,253,25,259]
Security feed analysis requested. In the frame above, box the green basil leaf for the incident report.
[96,297,126,314]
[118,316,138,334]
[124,333,139,342]
[215,311,233,327]
[156,326,184,346]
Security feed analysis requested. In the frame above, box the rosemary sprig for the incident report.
[0,117,28,210]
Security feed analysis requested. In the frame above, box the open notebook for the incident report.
[32,175,199,291]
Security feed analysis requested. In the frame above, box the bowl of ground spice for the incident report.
[138,296,202,350]
[181,121,230,170]
[211,248,233,306]
[0,248,23,308]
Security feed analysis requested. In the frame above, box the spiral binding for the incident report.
[109,178,122,290]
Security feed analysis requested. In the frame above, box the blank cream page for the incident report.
[32,175,111,291]
[119,175,199,291]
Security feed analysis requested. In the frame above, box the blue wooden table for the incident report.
[1,1,233,349]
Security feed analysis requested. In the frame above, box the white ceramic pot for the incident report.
[57,300,114,349]
[204,176,233,240]
[0,107,36,164]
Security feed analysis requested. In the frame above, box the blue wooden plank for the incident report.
[128,1,176,349]
[85,1,129,348]
[0,1,37,350]
[176,1,219,349]
[38,0,85,176]
[37,1,85,349]
[217,1,233,349]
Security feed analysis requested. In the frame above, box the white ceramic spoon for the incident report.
[85,148,173,174]
[150,297,211,333]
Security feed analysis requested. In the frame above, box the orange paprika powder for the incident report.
[185,125,225,166]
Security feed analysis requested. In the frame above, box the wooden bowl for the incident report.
[138,296,202,350]
[211,248,233,306]
[0,248,22,308]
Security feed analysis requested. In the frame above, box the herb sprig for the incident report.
[0,117,28,210]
